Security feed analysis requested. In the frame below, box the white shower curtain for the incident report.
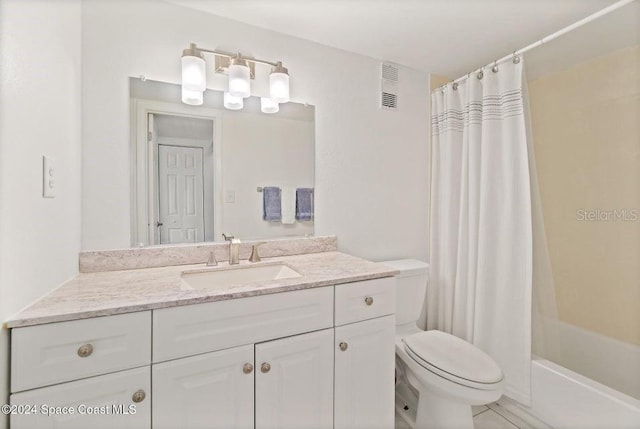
[429,59,533,404]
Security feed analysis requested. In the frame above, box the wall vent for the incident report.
[380,62,399,110]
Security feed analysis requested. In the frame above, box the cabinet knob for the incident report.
[132,389,146,403]
[364,296,374,306]
[77,344,94,358]
[243,363,254,374]
[339,342,348,352]
[261,362,271,373]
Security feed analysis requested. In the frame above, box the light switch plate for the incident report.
[225,190,235,203]
[43,156,55,198]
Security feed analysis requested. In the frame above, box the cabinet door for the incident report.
[10,366,150,429]
[255,329,333,429]
[334,315,395,429]
[152,344,254,429]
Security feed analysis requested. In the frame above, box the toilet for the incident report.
[382,260,504,429]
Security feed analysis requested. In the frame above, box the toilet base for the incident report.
[395,379,474,429]
[415,388,473,429]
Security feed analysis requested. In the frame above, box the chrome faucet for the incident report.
[222,233,241,265]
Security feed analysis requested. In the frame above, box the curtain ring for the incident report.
[477,70,484,80]
[513,51,521,64]
[491,60,499,73]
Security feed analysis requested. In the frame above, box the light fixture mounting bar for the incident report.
[191,44,280,68]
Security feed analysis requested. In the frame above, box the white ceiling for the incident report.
[167,0,624,78]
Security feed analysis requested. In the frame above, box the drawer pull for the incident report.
[132,389,146,403]
[339,342,348,352]
[77,344,94,358]
[364,296,374,306]
[243,363,254,374]
[261,362,271,373]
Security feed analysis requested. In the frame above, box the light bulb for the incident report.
[260,97,279,114]
[228,57,251,98]
[182,88,203,106]
[224,92,243,110]
[181,46,206,92]
[270,62,289,103]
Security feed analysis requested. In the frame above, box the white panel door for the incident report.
[334,315,395,429]
[153,344,254,429]
[10,367,150,429]
[158,144,204,244]
[255,329,334,429]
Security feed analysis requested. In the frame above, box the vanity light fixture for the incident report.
[228,56,251,98]
[181,44,206,105]
[260,97,279,114]
[270,62,290,103]
[224,92,244,110]
[180,43,290,111]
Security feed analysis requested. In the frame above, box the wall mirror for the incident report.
[130,78,315,246]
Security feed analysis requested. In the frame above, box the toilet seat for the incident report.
[402,330,503,391]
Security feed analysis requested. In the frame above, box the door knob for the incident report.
[243,363,254,374]
[261,362,271,373]
[339,342,348,352]
[364,296,374,306]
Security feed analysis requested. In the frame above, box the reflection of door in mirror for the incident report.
[148,113,215,245]
[157,145,204,244]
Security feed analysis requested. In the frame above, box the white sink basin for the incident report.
[182,263,302,290]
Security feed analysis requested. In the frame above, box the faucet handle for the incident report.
[249,243,265,263]
[206,251,218,266]
[222,233,234,241]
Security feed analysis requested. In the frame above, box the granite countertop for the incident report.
[6,251,398,328]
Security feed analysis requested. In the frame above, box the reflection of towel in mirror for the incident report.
[262,187,281,221]
[281,187,296,225]
[296,188,314,221]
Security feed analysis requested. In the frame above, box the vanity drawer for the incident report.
[334,277,396,325]
[11,311,151,392]
[153,286,334,362]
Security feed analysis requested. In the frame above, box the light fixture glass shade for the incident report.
[228,58,251,98]
[181,53,206,92]
[224,92,243,110]
[260,97,279,114]
[182,88,203,106]
[270,62,289,103]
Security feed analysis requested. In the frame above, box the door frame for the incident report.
[131,99,223,246]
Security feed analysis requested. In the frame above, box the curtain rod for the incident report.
[438,0,636,90]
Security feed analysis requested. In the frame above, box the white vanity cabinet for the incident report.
[10,367,151,429]
[10,312,152,429]
[333,277,396,429]
[334,315,396,429]
[152,344,255,429]
[255,329,334,429]
[9,276,396,429]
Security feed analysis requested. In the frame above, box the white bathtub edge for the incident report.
[530,359,640,429]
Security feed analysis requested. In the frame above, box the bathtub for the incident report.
[525,318,640,428]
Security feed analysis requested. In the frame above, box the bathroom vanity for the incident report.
[6,238,398,429]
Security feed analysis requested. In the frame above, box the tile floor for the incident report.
[395,401,551,429]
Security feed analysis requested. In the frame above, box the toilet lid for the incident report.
[402,330,503,389]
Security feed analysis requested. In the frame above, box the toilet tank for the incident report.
[381,259,429,326]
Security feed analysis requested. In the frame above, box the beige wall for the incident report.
[430,74,451,91]
[528,45,640,346]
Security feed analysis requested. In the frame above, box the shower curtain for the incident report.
[429,59,533,404]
